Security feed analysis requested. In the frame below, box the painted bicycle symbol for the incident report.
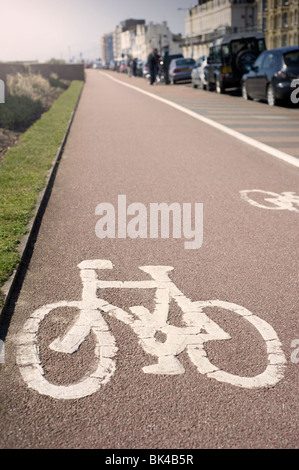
[240,190,299,212]
[16,260,286,400]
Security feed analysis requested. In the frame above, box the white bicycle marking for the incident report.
[240,190,299,212]
[16,260,286,399]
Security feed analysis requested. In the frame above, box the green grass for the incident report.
[0,80,83,303]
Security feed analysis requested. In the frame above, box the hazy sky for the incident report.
[1,0,194,63]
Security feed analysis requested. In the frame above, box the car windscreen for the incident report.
[230,38,263,55]
[284,50,299,67]
[176,59,195,66]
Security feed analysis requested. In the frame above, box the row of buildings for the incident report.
[101,19,182,65]
[101,1,299,64]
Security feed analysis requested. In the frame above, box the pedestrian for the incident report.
[128,57,133,77]
[133,58,137,76]
[148,48,159,85]
[163,50,170,85]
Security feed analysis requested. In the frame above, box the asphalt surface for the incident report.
[0,70,298,449]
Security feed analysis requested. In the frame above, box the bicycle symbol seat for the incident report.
[16,260,287,399]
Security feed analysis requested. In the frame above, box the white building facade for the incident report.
[104,19,183,63]
[183,0,257,58]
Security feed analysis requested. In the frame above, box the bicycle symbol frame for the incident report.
[16,260,287,400]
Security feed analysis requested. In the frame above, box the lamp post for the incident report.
[177,6,193,58]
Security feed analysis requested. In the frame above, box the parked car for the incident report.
[119,60,127,73]
[135,60,144,77]
[205,32,266,93]
[241,46,299,106]
[191,55,208,89]
[169,58,195,84]
[142,61,150,78]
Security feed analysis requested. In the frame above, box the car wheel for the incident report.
[242,82,251,100]
[192,81,198,89]
[207,82,214,92]
[267,84,277,106]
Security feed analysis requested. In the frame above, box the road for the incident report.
[0,69,298,450]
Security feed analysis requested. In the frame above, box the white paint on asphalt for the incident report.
[16,260,287,399]
[101,72,299,169]
[240,190,299,212]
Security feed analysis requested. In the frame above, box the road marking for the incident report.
[101,72,299,169]
[240,190,299,212]
[16,260,287,399]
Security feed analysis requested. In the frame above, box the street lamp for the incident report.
[177,6,193,58]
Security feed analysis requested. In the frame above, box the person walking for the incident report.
[148,48,159,85]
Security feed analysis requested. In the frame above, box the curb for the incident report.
[0,82,84,323]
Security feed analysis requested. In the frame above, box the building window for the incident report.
[283,13,288,28]
[282,34,288,46]
[263,17,268,31]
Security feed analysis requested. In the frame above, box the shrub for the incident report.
[0,95,43,131]
[0,72,65,131]
[6,72,53,105]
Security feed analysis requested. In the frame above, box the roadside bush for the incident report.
[49,73,70,90]
[6,72,53,104]
[0,95,43,131]
[0,72,65,131]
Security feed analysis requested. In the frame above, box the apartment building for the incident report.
[102,19,182,63]
[101,33,114,66]
[182,0,258,57]
[257,0,299,48]
[113,19,145,60]
[132,21,182,60]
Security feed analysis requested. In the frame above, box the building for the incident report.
[182,0,258,58]
[101,33,114,66]
[132,21,182,60]
[257,0,299,48]
[113,19,145,60]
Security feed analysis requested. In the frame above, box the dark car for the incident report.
[241,46,299,106]
[135,60,144,77]
[205,32,266,93]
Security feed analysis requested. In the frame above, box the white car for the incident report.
[191,55,208,90]
[168,58,195,84]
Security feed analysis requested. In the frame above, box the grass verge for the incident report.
[0,80,83,304]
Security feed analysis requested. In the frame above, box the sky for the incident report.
[0,0,195,63]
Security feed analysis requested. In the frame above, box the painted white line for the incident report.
[101,72,299,169]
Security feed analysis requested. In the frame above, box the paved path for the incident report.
[0,70,298,449]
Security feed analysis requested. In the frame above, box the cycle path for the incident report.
[0,70,298,449]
